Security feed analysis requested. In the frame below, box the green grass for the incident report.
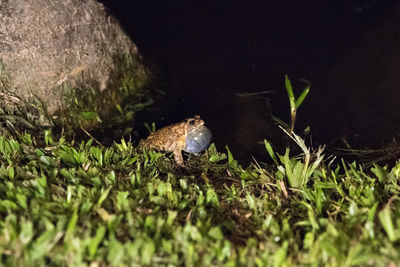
[0,130,399,266]
[283,75,310,135]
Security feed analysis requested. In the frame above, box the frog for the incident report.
[139,115,212,166]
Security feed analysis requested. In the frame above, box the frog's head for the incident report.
[185,115,204,133]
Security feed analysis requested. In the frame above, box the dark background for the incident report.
[100,0,399,163]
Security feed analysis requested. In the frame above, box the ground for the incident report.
[0,130,399,266]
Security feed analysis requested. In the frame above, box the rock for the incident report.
[0,0,151,130]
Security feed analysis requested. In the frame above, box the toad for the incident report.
[139,115,212,166]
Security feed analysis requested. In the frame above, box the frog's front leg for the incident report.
[173,149,185,166]
[171,134,187,166]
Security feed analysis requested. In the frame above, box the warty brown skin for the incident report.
[139,116,204,166]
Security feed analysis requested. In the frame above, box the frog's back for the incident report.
[139,122,187,152]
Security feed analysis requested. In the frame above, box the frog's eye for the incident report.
[188,119,196,125]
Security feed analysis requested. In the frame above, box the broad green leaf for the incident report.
[264,139,278,165]
[89,225,106,256]
[378,206,397,242]
[295,85,310,108]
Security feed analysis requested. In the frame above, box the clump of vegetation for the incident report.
[0,127,399,266]
[59,53,155,137]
